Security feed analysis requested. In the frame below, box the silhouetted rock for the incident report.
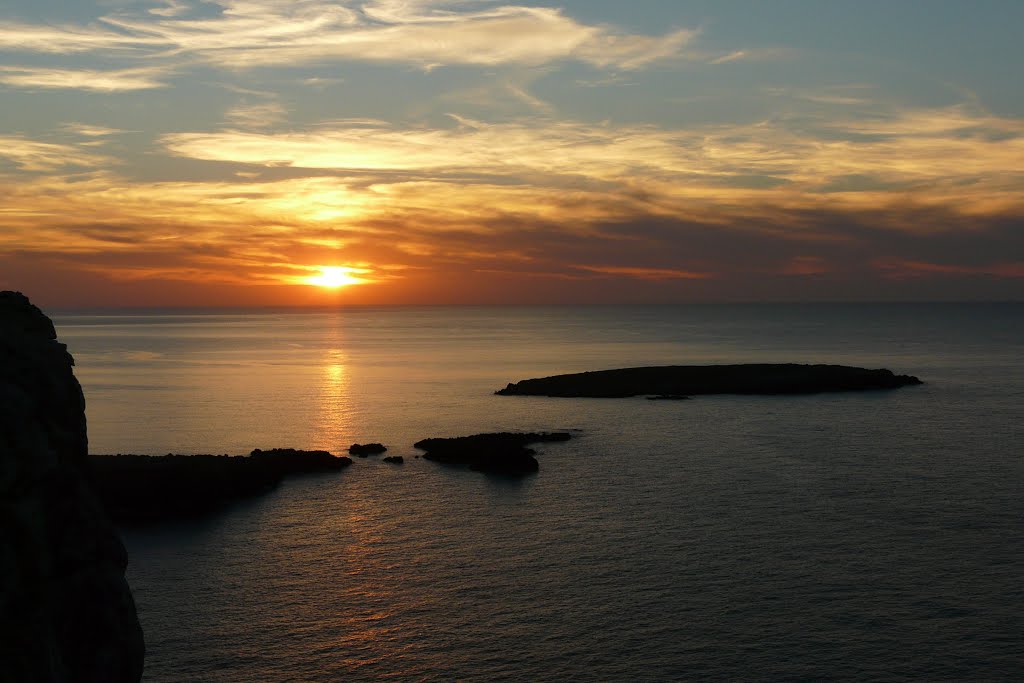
[647,394,692,401]
[0,291,145,682]
[497,364,923,398]
[383,456,404,464]
[414,432,571,475]
[250,447,351,474]
[91,449,352,524]
[348,442,388,457]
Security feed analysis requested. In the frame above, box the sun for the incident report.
[303,266,367,289]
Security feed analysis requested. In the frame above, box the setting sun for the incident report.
[303,266,366,289]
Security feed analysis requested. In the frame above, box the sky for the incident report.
[1,0,1022,306]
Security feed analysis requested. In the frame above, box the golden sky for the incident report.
[1,1,1022,305]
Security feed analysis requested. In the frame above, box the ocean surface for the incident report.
[53,304,1023,681]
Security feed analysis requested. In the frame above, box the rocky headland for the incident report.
[91,449,353,524]
[0,291,145,682]
[496,364,923,398]
[414,431,572,475]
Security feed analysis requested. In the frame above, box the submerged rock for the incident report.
[92,449,352,524]
[414,432,571,475]
[383,456,405,464]
[497,364,923,398]
[0,291,145,682]
[349,442,388,457]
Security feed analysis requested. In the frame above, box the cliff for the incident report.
[0,291,144,682]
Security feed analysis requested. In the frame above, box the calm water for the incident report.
[54,304,1023,681]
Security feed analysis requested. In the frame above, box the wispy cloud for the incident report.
[707,47,795,65]
[148,0,193,18]
[573,265,713,281]
[0,137,113,171]
[0,66,170,91]
[875,259,1024,279]
[59,123,128,137]
[224,100,289,128]
[0,21,157,53]
[1,1,696,71]
[158,106,1024,219]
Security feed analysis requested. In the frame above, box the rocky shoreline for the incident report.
[90,449,353,524]
[89,431,576,523]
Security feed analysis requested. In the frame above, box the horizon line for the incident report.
[43,299,1024,313]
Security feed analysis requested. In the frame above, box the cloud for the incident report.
[875,259,1024,279]
[157,106,1024,222]
[148,0,193,17]
[707,47,796,65]
[710,50,747,65]
[7,103,1022,260]
[2,158,1022,305]
[0,20,161,53]
[0,137,113,171]
[572,265,713,281]
[1,1,696,71]
[60,123,128,137]
[0,66,170,91]
[224,101,289,128]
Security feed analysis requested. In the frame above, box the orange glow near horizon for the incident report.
[302,267,368,289]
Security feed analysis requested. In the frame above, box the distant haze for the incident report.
[1,1,1022,306]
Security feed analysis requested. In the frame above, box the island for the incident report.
[349,442,388,457]
[496,363,923,398]
[414,432,572,475]
[90,448,353,524]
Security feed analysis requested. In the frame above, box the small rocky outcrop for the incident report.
[348,442,388,457]
[383,456,404,464]
[497,364,923,398]
[0,291,145,682]
[250,447,351,475]
[91,449,352,524]
[413,432,571,475]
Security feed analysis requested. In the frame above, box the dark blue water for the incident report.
[55,304,1024,681]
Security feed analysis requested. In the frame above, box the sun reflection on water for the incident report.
[313,322,353,451]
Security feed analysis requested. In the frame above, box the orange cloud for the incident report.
[875,259,1024,279]
[155,107,1024,217]
[2,101,1023,304]
[0,137,113,171]
[574,265,713,281]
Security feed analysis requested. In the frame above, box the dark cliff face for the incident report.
[0,292,145,682]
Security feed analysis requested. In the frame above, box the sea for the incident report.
[51,303,1023,682]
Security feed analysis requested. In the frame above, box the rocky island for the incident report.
[414,431,572,475]
[496,363,923,398]
[91,449,353,524]
[349,442,388,457]
[1,291,145,681]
